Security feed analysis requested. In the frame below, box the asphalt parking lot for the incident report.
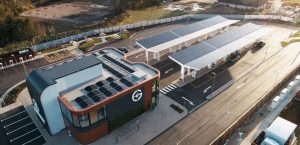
[0,58,48,96]
[161,64,233,112]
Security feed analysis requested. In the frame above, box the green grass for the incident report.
[118,6,186,25]
[284,0,300,4]
[281,39,300,47]
[2,82,26,107]
[78,38,102,52]
[290,31,300,38]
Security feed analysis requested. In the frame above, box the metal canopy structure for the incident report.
[169,23,268,80]
[136,16,239,63]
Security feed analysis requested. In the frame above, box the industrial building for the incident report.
[136,16,239,64]
[169,23,269,81]
[26,48,160,144]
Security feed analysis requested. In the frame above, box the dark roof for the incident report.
[170,23,261,66]
[26,55,102,101]
[218,0,268,7]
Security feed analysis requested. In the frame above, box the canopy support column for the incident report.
[146,50,149,64]
[180,66,185,81]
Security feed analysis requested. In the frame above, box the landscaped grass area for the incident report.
[2,82,26,107]
[118,6,186,25]
[284,0,300,4]
[78,37,102,52]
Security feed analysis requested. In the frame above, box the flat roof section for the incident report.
[136,16,239,53]
[60,48,159,111]
[169,23,266,70]
[0,106,46,145]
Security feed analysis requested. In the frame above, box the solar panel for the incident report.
[106,77,114,82]
[84,85,97,92]
[137,16,229,49]
[137,31,180,49]
[90,95,101,102]
[206,23,261,49]
[96,81,104,87]
[75,97,88,108]
[99,87,112,97]
[171,42,216,64]
[103,63,124,78]
[120,78,134,87]
[103,55,135,73]
[170,23,261,70]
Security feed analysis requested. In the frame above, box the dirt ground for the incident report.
[21,0,113,24]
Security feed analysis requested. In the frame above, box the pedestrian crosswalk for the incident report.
[160,84,177,95]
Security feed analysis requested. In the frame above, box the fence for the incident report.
[31,14,294,52]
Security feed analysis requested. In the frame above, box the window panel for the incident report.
[79,115,90,127]
[72,114,80,127]
[98,107,106,120]
[89,111,98,124]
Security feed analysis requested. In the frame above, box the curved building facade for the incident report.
[26,48,160,144]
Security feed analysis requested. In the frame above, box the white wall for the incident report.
[41,64,103,135]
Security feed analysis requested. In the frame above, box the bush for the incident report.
[2,82,27,107]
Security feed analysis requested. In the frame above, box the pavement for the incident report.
[16,88,187,145]
[147,25,300,145]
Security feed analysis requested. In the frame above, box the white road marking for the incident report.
[203,86,212,93]
[170,84,177,88]
[182,97,194,106]
[164,87,173,92]
[237,83,245,89]
[163,88,169,93]
[160,90,167,94]
[165,68,174,74]
[167,85,176,90]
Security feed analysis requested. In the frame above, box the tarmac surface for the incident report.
[147,25,300,145]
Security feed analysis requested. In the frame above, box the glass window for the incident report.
[89,111,98,124]
[79,115,89,127]
[66,110,72,123]
[72,114,80,127]
[98,107,106,120]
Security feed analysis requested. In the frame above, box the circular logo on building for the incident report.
[32,99,39,112]
[132,89,143,102]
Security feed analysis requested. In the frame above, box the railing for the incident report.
[31,14,295,52]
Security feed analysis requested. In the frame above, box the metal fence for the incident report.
[31,14,294,52]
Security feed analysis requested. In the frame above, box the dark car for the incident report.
[229,52,241,63]
[117,47,129,53]
[255,41,266,48]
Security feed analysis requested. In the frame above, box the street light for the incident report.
[19,57,28,77]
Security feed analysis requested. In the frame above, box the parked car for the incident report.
[117,47,129,53]
[255,41,266,48]
[229,52,241,63]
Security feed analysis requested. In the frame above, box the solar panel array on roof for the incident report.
[0,106,46,145]
[206,23,261,49]
[137,16,229,49]
[137,31,180,49]
[170,23,261,66]
[120,78,134,87]
[173,16,228,36]
[103,55,135,73]
[103,63,124,78]
[171,43,216,64]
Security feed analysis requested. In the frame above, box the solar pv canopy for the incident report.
[170,23,263,71]
[136,16,239,53]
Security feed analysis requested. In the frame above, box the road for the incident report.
[0,22,188,96]
[147,26,300,145]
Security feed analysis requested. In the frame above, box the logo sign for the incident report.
[132,89,143,102]
[32,99,45,124]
